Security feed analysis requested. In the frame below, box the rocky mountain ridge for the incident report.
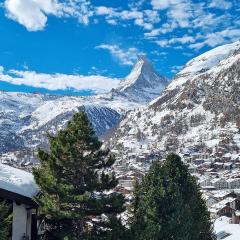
[114,55,168,102]
[108,41,240,165]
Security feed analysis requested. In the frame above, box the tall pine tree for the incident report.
[33,112,126,240]
[130,153,213,240]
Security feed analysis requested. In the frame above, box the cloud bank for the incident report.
[4,0,93,31]
[0,66,120,94]
[96,44,141,66]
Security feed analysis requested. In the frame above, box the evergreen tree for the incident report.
[0,201,12,240]
[131,153,212,240]
[127,178,141,226]
[33,112,126,239]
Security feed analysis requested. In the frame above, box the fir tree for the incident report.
[131,153,212,240]
[127,178,141,226]
[33,112,126,239]
[0,201,12,240]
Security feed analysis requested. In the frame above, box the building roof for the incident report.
[211,197,236,210]
[214,216,240,240]
[0,163,39,199]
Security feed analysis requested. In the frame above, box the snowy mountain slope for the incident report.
[0,57,167,165]
[0,92,58,152]
[166,41,240,91]
[19,96,137,151]
[109,40,240,162]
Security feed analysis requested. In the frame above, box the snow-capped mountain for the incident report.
[109,41,240,162]
[0,57,167,166]
[113,55,168,103]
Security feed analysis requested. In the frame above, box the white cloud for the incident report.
[168,2,192,28]
[148,0,233,41]
[209,0,232,10]
[134,18,153,30]
[189,29,240,50]
[4,0,93,31]
[151,0,181,10]
[0,67,119,94]
[3,0,239,58]
[169,35,195,44]
[120,10,143,20]
[155,35,195,47]
[155,40,169,47]
[4,0,162,32]
[151,50,168,56]
[192,12,225,29]
[154,34,198,49]
[106,19,117,25]
[144,23,176,39]
[96,44,140,65]
[144,10,160,24]
[4,0,62,31]
[95,7,160,31]
[147,0,239,52]
[95,6,114,15]
[144,28,162,38]
[150,0,192,32]
[189,35,225,50]
[171,65,183,74]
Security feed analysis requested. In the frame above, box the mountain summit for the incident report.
[114,55,168,103]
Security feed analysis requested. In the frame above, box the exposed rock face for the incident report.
[115,55,168,103]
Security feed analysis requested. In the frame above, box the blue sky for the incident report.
[0,0,239,95]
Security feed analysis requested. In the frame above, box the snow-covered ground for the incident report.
[214,217,240,240]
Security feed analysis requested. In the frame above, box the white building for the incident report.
[202,193,218,208]
[199,176,212,187]
[211,178,228,190]
[0,163,39,240]
[227,178,240,189]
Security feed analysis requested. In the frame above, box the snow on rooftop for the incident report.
[214,216,240,240]
[211,197,236,210]
[212,190,232,198]
[0,163,39,199]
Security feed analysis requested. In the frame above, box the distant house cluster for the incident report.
[202,190,240,225]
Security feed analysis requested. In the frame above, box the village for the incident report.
[2,134,240,239]
[110,141,240,239]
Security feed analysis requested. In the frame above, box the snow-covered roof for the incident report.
[211,197,236,210]
[212,190,232,199]
[0,163,39,199]
[214,216,240,240]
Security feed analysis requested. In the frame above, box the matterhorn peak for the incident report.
[116,56,168,103]
[137,54,150,63]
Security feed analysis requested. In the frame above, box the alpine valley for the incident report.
[1,40,240,170]
[0,56,167,167]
